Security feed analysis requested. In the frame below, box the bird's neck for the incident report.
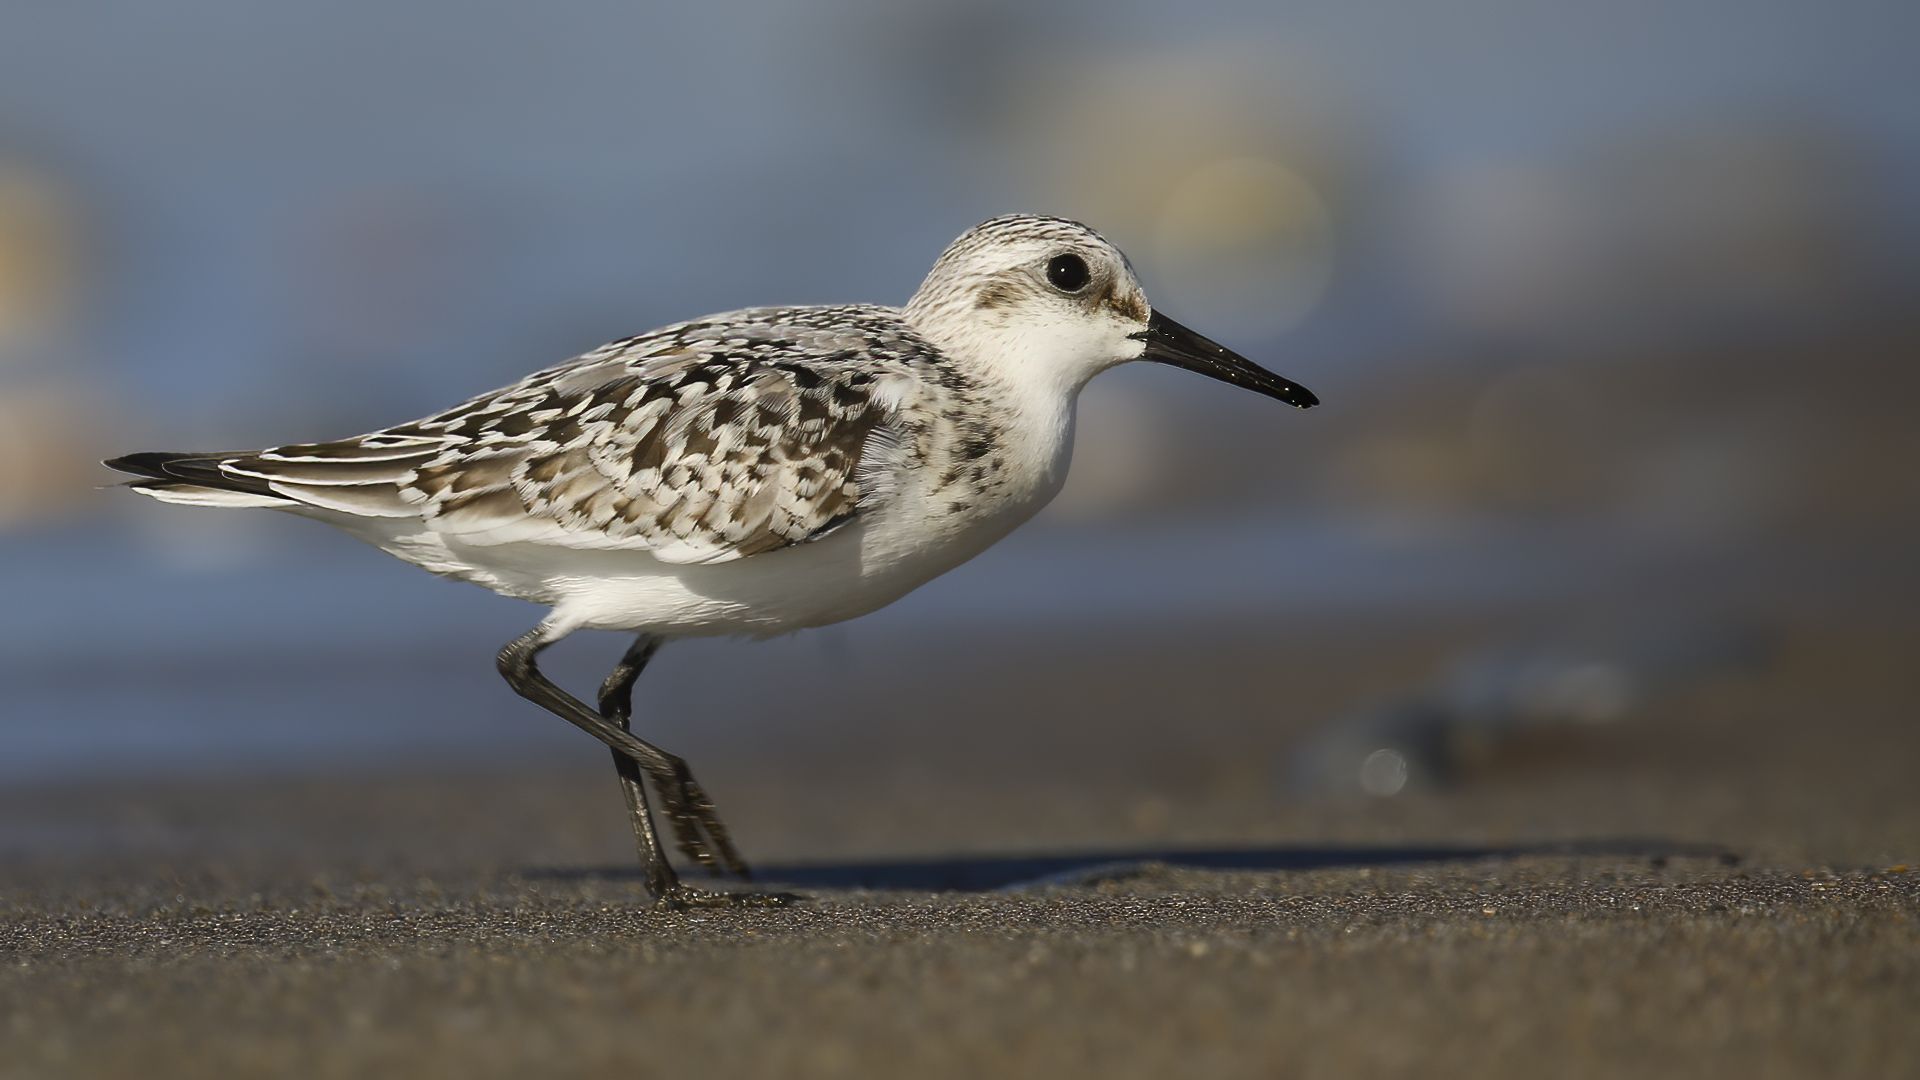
[904,302,1111,412]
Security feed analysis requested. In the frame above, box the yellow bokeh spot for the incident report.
[0,164,79,348]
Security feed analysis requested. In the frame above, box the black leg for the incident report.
[596,635,751,880]
[495,624,791,908]
[593,635,674,880]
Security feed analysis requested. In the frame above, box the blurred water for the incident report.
[0,508,1675,785]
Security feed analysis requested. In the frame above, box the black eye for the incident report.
[1046,253,1091,293]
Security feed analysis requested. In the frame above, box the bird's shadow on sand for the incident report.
[530,839,1737,893]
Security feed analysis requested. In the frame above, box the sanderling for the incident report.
[107,214,1317,907]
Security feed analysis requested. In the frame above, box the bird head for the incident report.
[904,214,1317,409]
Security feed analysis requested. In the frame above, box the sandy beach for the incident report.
[4,616,1916,1078]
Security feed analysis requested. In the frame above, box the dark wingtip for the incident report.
[104,452,187,480]
[103,450,278,497]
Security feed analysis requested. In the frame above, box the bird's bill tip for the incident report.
[1132,312,1318,409]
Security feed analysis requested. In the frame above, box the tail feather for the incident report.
[122,480,296,509]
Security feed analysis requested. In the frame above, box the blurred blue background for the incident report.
[0,0,1915,786]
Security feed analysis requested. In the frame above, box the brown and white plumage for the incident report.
[121,305,932,567]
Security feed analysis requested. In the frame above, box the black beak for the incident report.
[1131,311,1318,409]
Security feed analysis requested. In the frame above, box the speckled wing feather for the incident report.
[211,306,935,565]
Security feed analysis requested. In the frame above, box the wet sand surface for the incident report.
[3,616,1917,1078]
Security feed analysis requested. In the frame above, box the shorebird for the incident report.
[107,214,1317,906]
